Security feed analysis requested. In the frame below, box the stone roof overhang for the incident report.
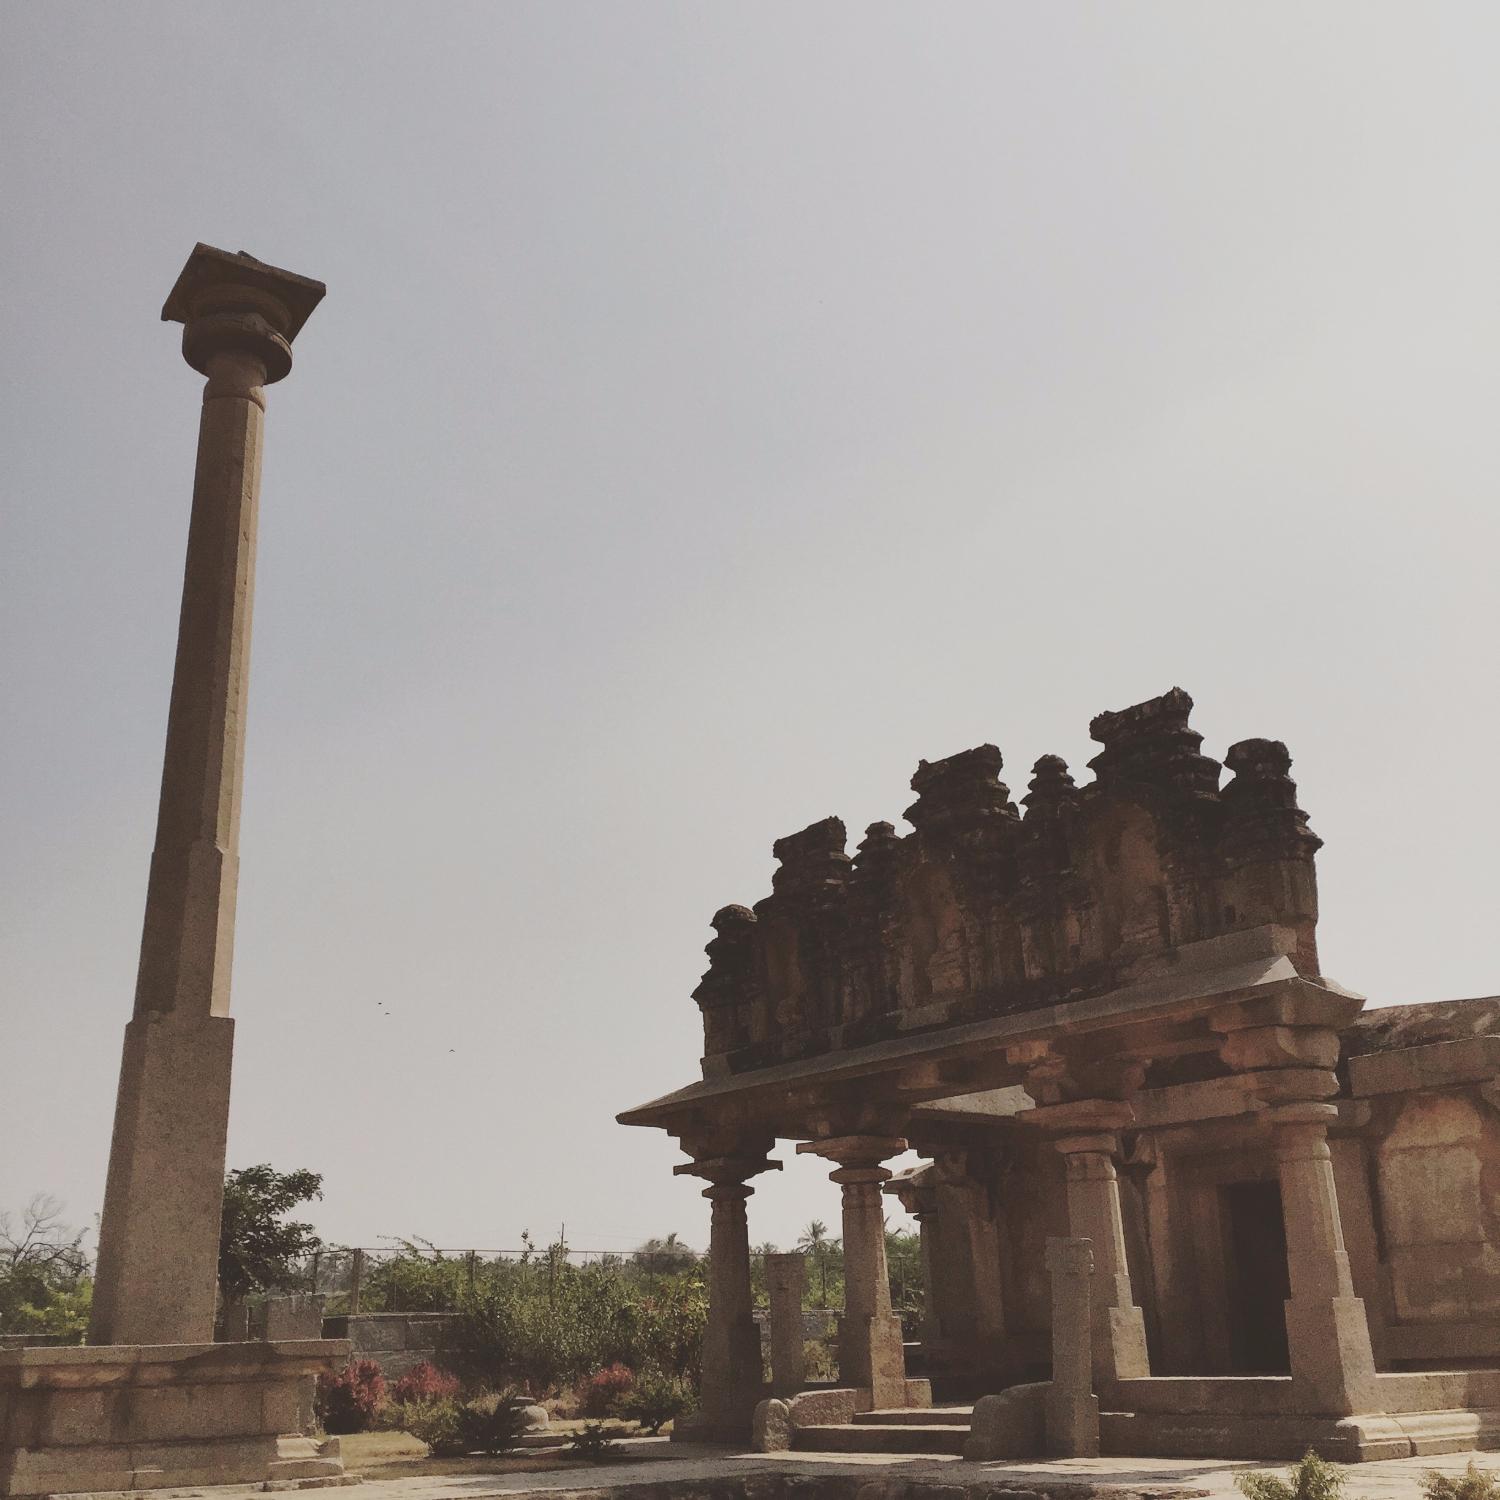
[618,924,1364,1139]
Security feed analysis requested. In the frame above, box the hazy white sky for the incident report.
[3,3,1497,1260]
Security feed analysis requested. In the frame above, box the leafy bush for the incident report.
[1422,1463,1500,1500]
[439,1257,702,1395]
[391,1360,460,1405]
[395,1397,463,1456]
[455,1397,533,1457]
[620,1367,692,1434]
[316,1359,387,1434]
[1237,1451,1347,1500]
[393,1394,531,1458]
[363,1243,473,1313]
[567,1422,615,1459]
[579,1362,634,1417]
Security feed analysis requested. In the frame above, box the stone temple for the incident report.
[621,688,1500,1460]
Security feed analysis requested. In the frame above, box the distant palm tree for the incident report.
[633,1231,697,1275]
[797,1219,840,1306]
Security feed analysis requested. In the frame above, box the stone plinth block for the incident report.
[89,1014,235,1346]
[0,1339,348,1497]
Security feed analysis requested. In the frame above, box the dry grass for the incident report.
[338,1424,658,1480]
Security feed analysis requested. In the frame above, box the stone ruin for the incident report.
[622,689,1500,1460]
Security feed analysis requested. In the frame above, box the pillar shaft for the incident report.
[1273,1106,1378,1414]
[90,247,323,1347]
[672,1145,778,1443]
[797,1134,911,1409]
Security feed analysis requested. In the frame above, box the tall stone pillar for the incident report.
[89,246,325,1347]
[798,1134,910,1408]
[1273,1104,1378,1414]
[766,1253,808,1397]
[673,1143,779,1442]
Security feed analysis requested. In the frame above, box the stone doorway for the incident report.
[1221,1179,1291,1373]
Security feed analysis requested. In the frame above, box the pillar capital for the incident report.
[1023,1097,1135,1138]
[796,1133,907,1172]
[163,243,325,394]
[673,1151,780,1196]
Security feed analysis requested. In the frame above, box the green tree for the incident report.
[0,1196,92,1340]
[797,1219,841,1307]
[632,1233,698,1276]
[217,1165,323,1302]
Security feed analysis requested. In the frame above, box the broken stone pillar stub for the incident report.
[766,1252,809,1397]
[1045,1235,1100,1457]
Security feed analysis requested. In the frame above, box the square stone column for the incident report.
[672,1142,779,1443]
[1272,1103,1378,1415]
[798,1134,909,1408]
[765,1253,808,1397]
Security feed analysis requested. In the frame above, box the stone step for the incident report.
[793,1422,971,1455]
[854,1406,975,1426]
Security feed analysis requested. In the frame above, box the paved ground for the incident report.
[339,1440,1500,1500]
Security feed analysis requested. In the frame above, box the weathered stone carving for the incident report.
[694,688,1321,1077]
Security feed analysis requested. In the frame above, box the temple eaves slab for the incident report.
[618,922,1363,1134]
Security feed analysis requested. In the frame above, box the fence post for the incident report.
[310,1249,321,1296]
[349,1249,364,1314]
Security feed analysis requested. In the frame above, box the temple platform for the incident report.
[0,1339,348,1497]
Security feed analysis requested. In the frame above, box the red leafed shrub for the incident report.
[391,1360,460,1405]
[316,1359,387,1434]
[578,1362,634,1417]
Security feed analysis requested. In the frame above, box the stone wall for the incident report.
[319,1313,460,1378]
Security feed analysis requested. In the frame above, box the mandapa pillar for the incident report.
[798,1134,911,1409]
[89,246,325,1347]
[1027,1099,1149,1384]
[673,1143,779,1443]
[1212,989,1377,1415]
[1273,1103,1378,1414]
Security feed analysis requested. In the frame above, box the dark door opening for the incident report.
[1221,1180,1291,1373]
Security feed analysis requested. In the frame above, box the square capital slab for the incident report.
[162,244,325,342]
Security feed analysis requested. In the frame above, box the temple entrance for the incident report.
[1221,1180,1291,1373]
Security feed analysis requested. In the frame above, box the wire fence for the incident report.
[292,1241,921,1322]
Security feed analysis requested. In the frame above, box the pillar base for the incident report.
[1046,1388,1101,1458]
[839,1313,908,1409]
[0,1340,348,1497]
[1099,1303,1151,1382]
[89,1012,235,1346]
[1287,1295,1378,1416]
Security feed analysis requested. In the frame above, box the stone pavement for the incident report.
[336,1441,1500,1500]
[54,1442,1500,1500]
